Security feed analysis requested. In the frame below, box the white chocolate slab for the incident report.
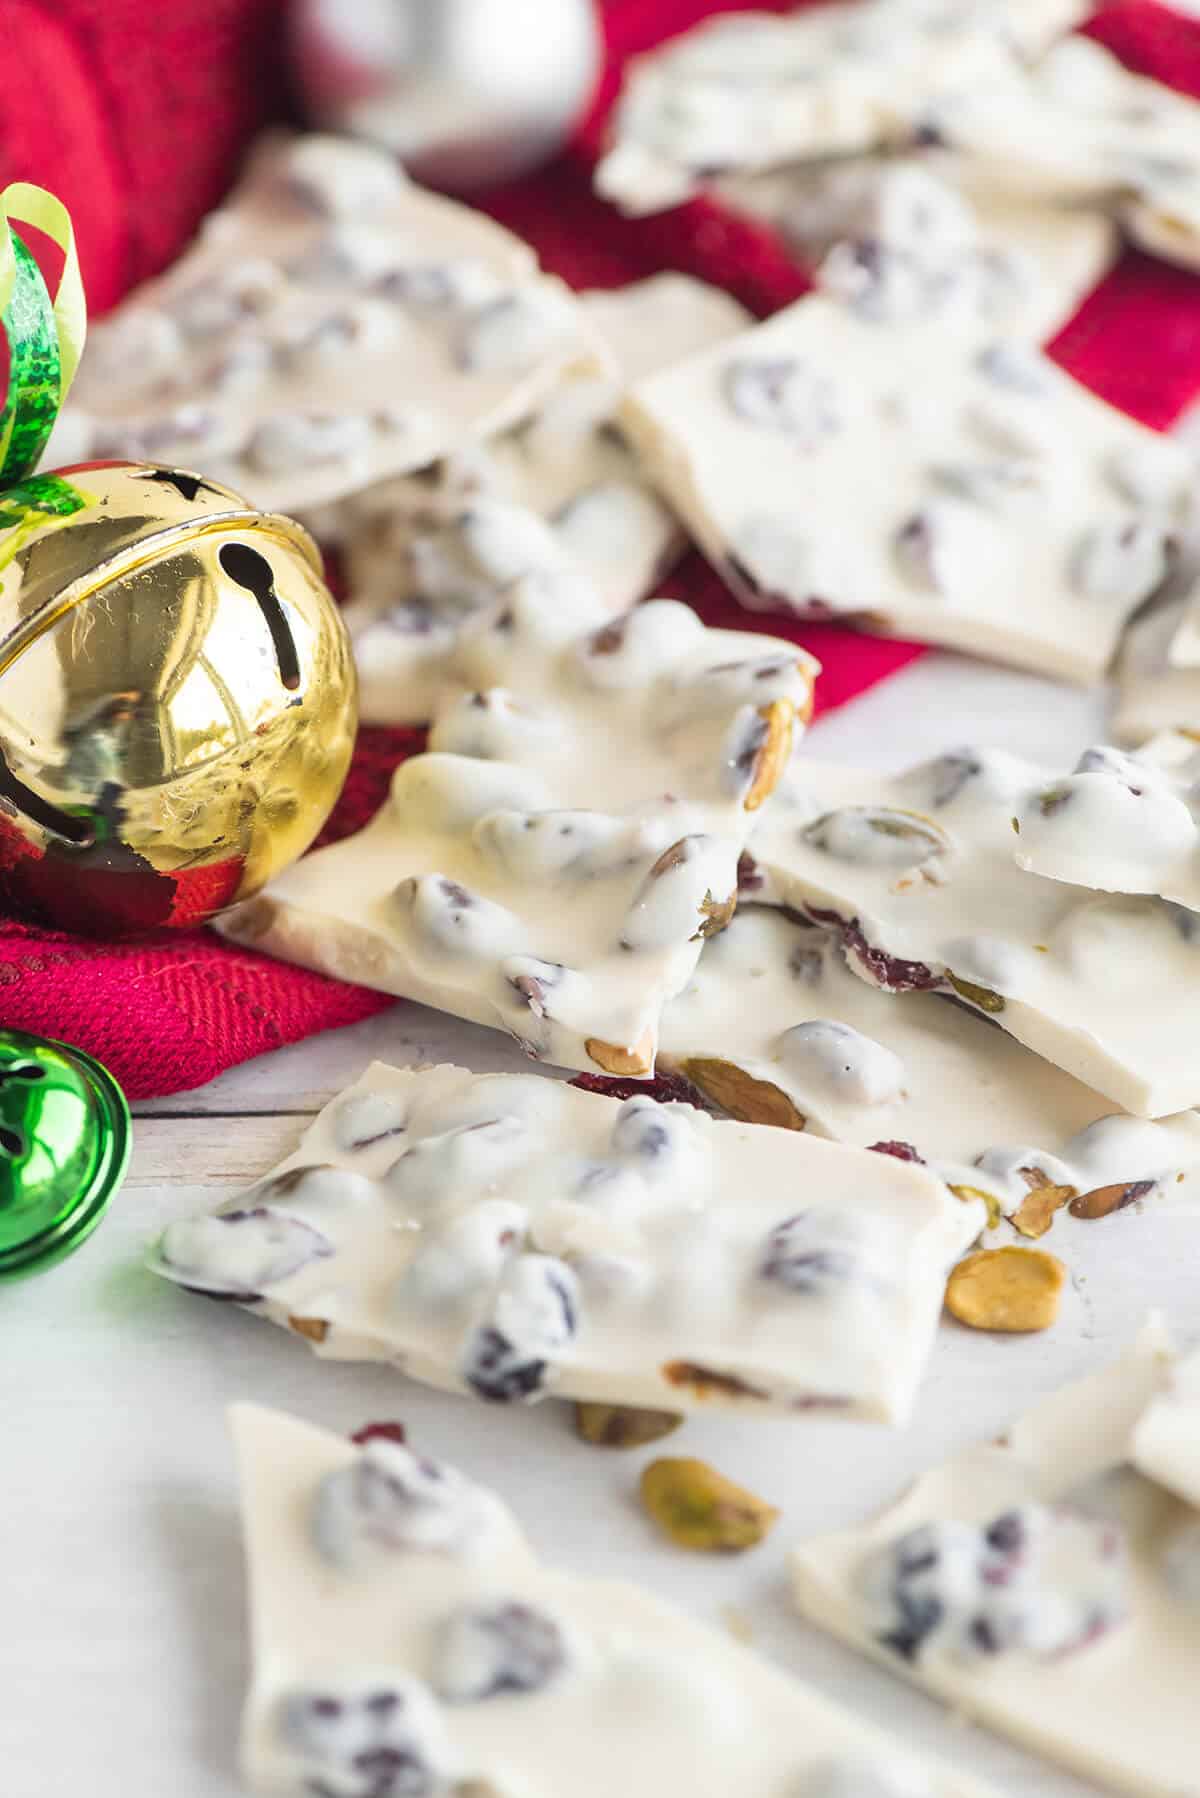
[791,1323,1200,1798]
[720,158,1118,342]
[1113,598,1200,744]
[749,747,1200,1117]
[919,36,1200,273]
[151,1061,982,1422]
[621,292,1189,684]
[58,133,604,514]
[1132,1345,1200,1511]
[234,1402,1002,1798]
[658,906,1200,1224]
[579,274,753,384]
[337,277,752,721]
[595,0,1083,218]
[218,583,815,1075]
[1012,732,1200,909]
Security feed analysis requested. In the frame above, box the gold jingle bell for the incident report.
[0,460,357,935]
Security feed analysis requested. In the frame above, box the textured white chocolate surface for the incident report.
[791,1324,1200,1798]
[58,133,603,513]
[658,906,1200,1225]
[918,36,1200,272]
[720,158,1118,343]
[339,276,752,722]
[217,583,814,1077]
[621,292,1188,684]
[1132,1345,1200,1510]
[595,0,1083,218]
[1012,732,1200,908]
[151,1062,982,1422]
[234,1402,1001,1798]
[750,747,1200,1117]
[1113,594,1200,743]
[342,494,658,724]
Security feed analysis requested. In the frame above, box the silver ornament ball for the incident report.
[289,0,603,191]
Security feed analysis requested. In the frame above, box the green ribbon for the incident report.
[0,183,85,485]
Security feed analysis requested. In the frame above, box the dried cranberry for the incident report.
[350,1422,407,1448]
[569,1069,706,1109]
[807,907,940,992]
[868,1141,926,1164]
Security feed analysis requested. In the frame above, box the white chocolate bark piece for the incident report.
[59,133,604,514]
[1113,597,1200,744]
[920,36,1200,272]
[621,293,1189,684]
[342,492,666,724]
[720,158,1119,342]
[791,1322,1200,1798]
[658,907,1200,1225]
[1132,1345,1200,1510]
[595,0,1083,218]
[339,277,752,720]
[218,583,815,1076]
[580,274,753,383]
[234,1403,1001,1798]
[153,1061,983,1421]
[1012,731,1200,908]
[750,748,1200,1118]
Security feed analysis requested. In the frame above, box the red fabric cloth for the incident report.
[1,0,1199,1097]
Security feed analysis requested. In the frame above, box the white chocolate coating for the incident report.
[721,158,1117,343]
[60,133,605,514]
[1114,593,1200,745]
[658,907,1200,1224]
[218,583,814,1076]
[152,1061,982,1422]
[1012,732,1200,908]
[750,748,1200,1117]
[1132,1345,1200,1511]
[594,0,1084,218]
[338,276,751,724]
[234,1403,1000,1798]
[622,292,1188,684]
[919,36,1200,273]
[791,1323,1200,1798]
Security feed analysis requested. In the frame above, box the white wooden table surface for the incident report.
[5,652,1193,1798]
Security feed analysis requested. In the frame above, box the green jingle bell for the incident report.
[0,1029,130,1278]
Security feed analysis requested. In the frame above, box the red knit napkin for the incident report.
[2,0,1200,1098]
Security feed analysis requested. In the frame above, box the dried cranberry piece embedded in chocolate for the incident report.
[607,1093,704,1181]
[868,1141,926,1164]
[857,1503,1128,1669]
[312,1437,501,1565]
[721,355,840,448]
[277,1674,451,1798]
[761,1212,869,1295]
[432,1601,571,1702]
[806,908,941,994]
[350,1422,407,1448]
[737,849,764,894]
[569,1069,705,1109]
[818,238,932,324]
[155,1206,335,1300]
[459,1254,580,1404]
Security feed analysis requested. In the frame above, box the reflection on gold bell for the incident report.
[0,460,357,936]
